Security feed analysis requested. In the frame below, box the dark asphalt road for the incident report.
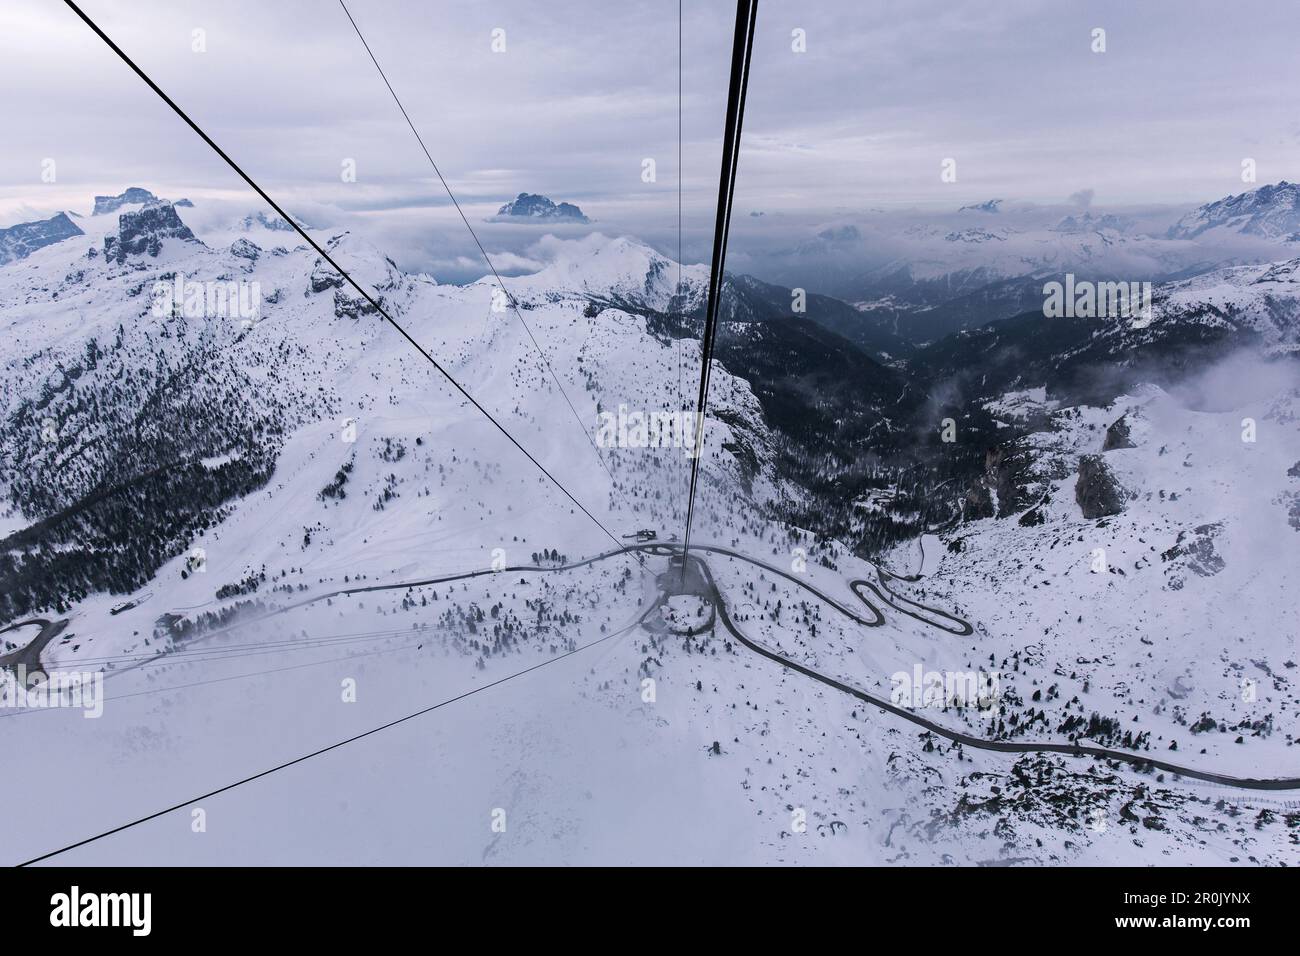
[17,540,1296,790]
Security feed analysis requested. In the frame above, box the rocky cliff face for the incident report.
[1075,454,1128,519]
[1102,415,1136,450]
[103,203,199,261]
[493,193,590,224]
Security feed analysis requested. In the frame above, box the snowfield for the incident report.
[918,381,1300,781]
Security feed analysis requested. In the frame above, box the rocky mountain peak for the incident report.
[103,202,199,262]
[92,186,160,216]
[0,211,85,266]
[1166,180,1300,240]
[493,193,590,224]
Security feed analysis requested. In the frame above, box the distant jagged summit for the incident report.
[0,211,84,266]
[1166,181,1300,241]
[1053,211,1129,234]
[92,187,160,216]
[493,193,590,224]
[944,227,1006,243]
[103,202,199,262]
[959,199,1002,214]
[240,211,298,232]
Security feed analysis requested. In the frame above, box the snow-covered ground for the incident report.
[908,381,1300,780]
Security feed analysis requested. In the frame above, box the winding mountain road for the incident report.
[686,556,1300,791]
[0,619,69,674]
[24,540,1298,790]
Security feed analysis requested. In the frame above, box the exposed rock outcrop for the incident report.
[1102,414,1136,450]
[1075,454,1127,519]
[230,238,261,262]
[103,203,198,262]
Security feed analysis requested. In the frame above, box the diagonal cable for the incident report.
[16,620,637,866]
[337,0,618,488]
[60,0,643,569]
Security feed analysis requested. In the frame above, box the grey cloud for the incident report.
[1,0,1296,287]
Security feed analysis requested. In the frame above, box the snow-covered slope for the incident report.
[0,196,787,634]
[917,380,1300,784]
[501,233,707,313]
[1167,181,1300,242]
[0,211,84,266]
[1148,257,1300,354]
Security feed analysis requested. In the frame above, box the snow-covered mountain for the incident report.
[906,251,1300,418]
[0,194,785,628]
[0,210,83,266]
[1053,211,1133,235]
[1166,181,1300,241]
[752,183,1300,344]
[1,189,1296,867]
[91,186,160,216]
[502,233,703,310]
[1146,257,1300,354]
[491,192,590,224]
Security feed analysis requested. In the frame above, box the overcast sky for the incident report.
[3,0,1299,281]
